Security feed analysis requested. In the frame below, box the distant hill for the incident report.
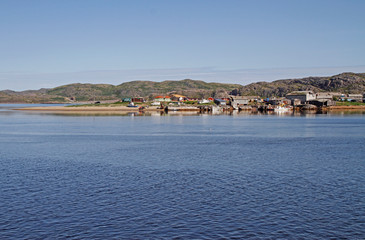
[1,73,364,103]
[0,79,241,103]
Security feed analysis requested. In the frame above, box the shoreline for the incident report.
[15,106,164,112]
[13,105,365,113]
[326,105,365,110]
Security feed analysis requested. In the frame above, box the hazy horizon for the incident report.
[2,65,365,91]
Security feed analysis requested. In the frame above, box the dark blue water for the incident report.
[1,104,365,239]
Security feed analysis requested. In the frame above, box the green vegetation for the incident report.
[183,100,198,105]
[336,101,365,106]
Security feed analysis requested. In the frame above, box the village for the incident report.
[118,91,365,113]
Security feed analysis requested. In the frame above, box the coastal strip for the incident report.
[14,105,201,112]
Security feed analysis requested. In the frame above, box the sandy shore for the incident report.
[15,105,202,113]
[327,105,365,110]
[16,105,162,112]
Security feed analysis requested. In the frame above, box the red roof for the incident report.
[155,96,171,99]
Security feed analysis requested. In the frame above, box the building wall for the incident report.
[233,99,249,105]
[155,98,171,102]
[287,95,306,104]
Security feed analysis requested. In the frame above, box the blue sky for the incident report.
[1,0,365,90]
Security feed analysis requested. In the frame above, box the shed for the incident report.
[214,99,227,106]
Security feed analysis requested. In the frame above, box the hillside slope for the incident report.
[1,73,364,103]
[0,79,240,103]
[233,72,365,97]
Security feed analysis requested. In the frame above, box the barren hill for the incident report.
[1,73,364,103]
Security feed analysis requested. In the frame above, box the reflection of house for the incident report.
[171,94,187,101]
[286,91,316,104]
[155,96,171,102]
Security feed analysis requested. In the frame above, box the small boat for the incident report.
[274,105,292,112]
[127,102,138,107]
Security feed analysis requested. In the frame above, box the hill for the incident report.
[1,73,364,103]
[232,72,365,97]
[0,79,241,103]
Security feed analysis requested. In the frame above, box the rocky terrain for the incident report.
[231,72,365,97]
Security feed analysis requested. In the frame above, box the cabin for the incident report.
[229,96,249,108]
[266,97,291,106]
[171,94,187,102]
[315,92,333,100]
[286,91,316,104]
[292,99,301,106]
[214,99,227,106]
[347,94,363,102]
[122,97,132,102]
[229,95,261,105]
[308,99,336,107]
[198,99,211,104]
[132,97,144,103]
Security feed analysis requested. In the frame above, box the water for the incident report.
[1,104,365,239]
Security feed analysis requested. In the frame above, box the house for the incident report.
[286,91,316,104]
[347,94,363,102]
[230,95,261,105]
[315,92,333,100]
[266,97,291,105]
[214,99,227,106]
[122,97,132,102]
[132,97,144,103]
[171,94,187,102]
[308,99,336,107]
[198,99,211,104]
[154,96,171,102]
[292,99,302,106]
[229,96,249,107]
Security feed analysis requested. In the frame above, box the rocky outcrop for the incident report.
[231,72,365,97]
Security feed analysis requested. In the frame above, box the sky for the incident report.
[1,0,365,91]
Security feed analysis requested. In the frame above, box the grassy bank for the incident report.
[336,102,365,106]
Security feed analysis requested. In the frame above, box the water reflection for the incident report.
[1,104,365,117]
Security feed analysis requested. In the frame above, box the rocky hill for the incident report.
[1,73,364,103]
[231,72,365,97]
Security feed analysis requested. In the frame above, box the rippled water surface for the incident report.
[1,104,365,239]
